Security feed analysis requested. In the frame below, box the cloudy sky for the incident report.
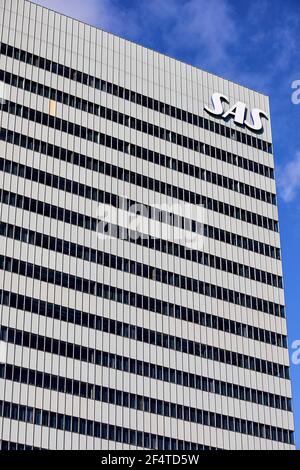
[33,0,300,447]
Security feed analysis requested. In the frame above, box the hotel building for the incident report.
[0,0,295,449]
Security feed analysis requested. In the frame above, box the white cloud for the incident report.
[33,0,236,70]
[32,0,144,43]
[124,0,237,70]
[164,0,236,67]
[277,152,300,202]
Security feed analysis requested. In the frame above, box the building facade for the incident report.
[0,0,295,450]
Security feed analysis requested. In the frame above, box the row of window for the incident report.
[0,128,281,260]
[0,219,284,324]
[0,216,282,312]
[0,42,273,156]
[0,102,279,233]
[0,294,289,378]
[0,184,285,313]
[0,400,214,450]
[0,440,41,450]
[0,189,286,318]
[0,364,293,444]
[0,317,291,411]
[0,68,276,207]
[5,285,287,377]
[0,153,222,239]
[101,222,282,289]
[2,293,288,380]
[0,169,282,289]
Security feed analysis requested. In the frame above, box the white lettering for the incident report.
[204,92,229,116]
[292,340,300,365]
[222,101,246,125]
[100,455,136,467]
[204,92,268,132]
[291,80,300,104]
[245,108,269,132]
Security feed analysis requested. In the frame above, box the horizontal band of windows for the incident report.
[0,440,42,450]
[0,152,202,237]
[0,189,281,289]
[0,195,281,297]
[0,191,285,318]
[0,164,282,290]
[0,68,276,206]
[8,289,285,372]
[0,104,278,233]
[101,221,282,290]
[0,148,206,238]
[0,364,293,444]
[0,128,281,260]
[0,400,214,450]
[0,320,291,411]
[0,289,291,410]
[0,42,273,158]
[0,220,285,335]
[0,284,288,377]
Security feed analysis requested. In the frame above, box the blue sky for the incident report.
[34,0,300,447]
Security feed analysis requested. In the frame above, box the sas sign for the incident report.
[204,93,268,132]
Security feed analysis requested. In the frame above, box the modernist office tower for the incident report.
[0,0,295,450]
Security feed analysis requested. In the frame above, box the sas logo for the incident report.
[204,92,268,132]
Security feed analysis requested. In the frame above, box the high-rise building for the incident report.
[0,0,295,450]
